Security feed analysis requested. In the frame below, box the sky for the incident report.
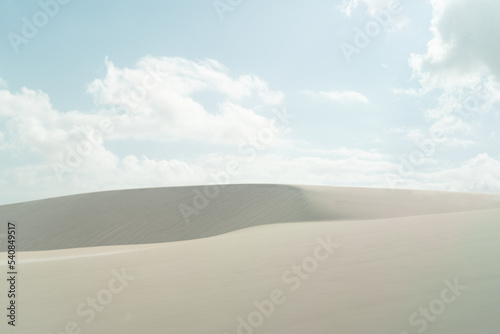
[0,0,499,204]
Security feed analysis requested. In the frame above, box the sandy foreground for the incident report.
[0,184,499,333]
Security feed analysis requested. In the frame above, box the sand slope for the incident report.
[1,185,500,334]
[1,184,500,251]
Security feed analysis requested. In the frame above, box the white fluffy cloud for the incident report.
[0,57,289,160]
[1,47,499,205]
[0,57,292,203]
[3,139,499,205]
[410,0,500,86]
[409,0,500,102]
[404,0,500,148]
[87,56,285,144]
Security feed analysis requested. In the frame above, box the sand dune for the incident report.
[2,184,500,251]
[1,185,500,333]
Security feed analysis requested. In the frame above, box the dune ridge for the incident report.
[2,184,500,252]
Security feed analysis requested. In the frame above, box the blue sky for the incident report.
[0,0,499,204]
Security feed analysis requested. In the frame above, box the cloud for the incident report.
[4,141,499,205]
[302,90,369,104]
[337,0,408,32]
[410,0,500,87]
[338,0,361,17]
[299,147,389,161]
[0,131,14,151]
[415,153,500,193]
[1,51,498,205]
[1,120,499,204]
[87,56,286,144]
[339,0,400,16]
[0,148,398,204]
[403,0,500,148]
[0,56,295,203]
[0,57,289,161]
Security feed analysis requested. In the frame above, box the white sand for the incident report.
[1,185,500,333]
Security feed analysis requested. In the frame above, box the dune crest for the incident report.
[2,184,500,251]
